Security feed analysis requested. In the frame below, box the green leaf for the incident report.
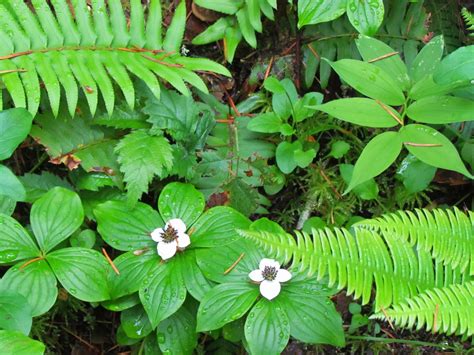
[406,96,474,124]
[94,200,162,251]
[1,260,57,317]
[400,124,473,178]
[108,250,159,299]
[30,187,84,253]
[347,0,384,36]
[279,281,345,346]
[0,165,26,202]
[19,172,73,203]
[70,229,96,249]
[276,141,298,174]
[196,239,265,283]
[102,294,140,312]
[245,299,290,355]
[0,330,45,355]
[396,154,436,193]
[121,304,153,339]
[263,77,285,94]
[116,130,173,203]
[247,113,283,133]
[0,196,15,216]
[156,303,197,354]
[193,0,243,14]
[340,164,378,200]
[0,108,33,161]
[163,1,186,52]
[356,35,409,89]
[0,214,39,264]
[192,17,231,45]
[434,45,474,86]
[329,59,406,106]
[293,92,324,122]
[409,35,444,82]
[346,131,403,192]
[190,206,250,248]
[158,182,205,227]
[0,290,33,335]
[314,98,400,128]
[329,141,351,159]
[197,283,259,331]
[47,247,110,302]
[236,7,257,48]
[294,148,316,168]
[139,259,187,328]
[298,0,346,28]
[177,251,214,301]
[224,26,242,63]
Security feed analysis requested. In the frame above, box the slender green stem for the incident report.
[28,153,48,174]
[347,335,459,351]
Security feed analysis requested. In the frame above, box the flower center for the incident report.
[262,266,278,281]
[161,225,178,243]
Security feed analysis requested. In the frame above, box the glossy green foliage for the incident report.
[238,208,472,311]
[372,282,474,337]
[0,0,230,117]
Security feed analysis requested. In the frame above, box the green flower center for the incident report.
[162,225,178,243]
[262,266,278,281]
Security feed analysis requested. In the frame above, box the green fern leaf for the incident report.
[371,281,474,337]
[355,208,474,275]
[0,0,230,117]
[462,7,474,36]
[115,130,173,203]
[238,223,468,310]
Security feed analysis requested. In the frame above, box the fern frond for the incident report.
[238,226,469,310]
[355,208,474,275]
[371,281,474,337]
[462,7,474,36]
[0,0,230,117]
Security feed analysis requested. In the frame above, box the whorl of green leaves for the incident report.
[355,207,474,275]
[372,281,474,337]
[0,0,230,117]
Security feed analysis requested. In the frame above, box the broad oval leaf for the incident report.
[434,45,474,86]
[0,330,45,355]
[400,124,473,178]
[47,247,110,302]
[30,187,84,253]
[314,98,400,128]
[329,59,406,106]
[0,165,26,202]
[197,283,259,331]
[1,260,57,317]
[139,259,187,328]
[346,131,403,192]
[244,298,291,355]
[347,0,384,36]
[298,0,346,28]
[190,206,250,248]
[0,290,33,335]
[156,303,197,354]
[406,96,474,124]
[177,251,214,301]
[279,282,345,347]
[108,250,159,299]
[0,214,39,264]
[0,108,33,161]
[121,304,153,339]
[356,35,409,89]
[94,200,162,251]
[158,182,205,227]
[409,35,444,82]
[247,113,283,133]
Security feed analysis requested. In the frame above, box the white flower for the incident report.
[248,258,292,300]
[150,218,191,260]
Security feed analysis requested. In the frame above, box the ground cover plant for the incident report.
[0,0,473,354]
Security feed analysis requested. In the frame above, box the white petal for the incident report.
[167,218,187,234]
[259,258,280,271]
[249,269,264,282]
[151,228,164,242]
[260,280,281,300]
[157,241,177,260]
[275,269,292,283]
[176,232,190,249]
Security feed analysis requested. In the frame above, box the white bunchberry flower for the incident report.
[248,258,292,300]
[150,218,191,260]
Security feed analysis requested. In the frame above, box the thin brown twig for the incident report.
[102,248,120,275]
[433,304,439,333]
[0,68,27,74]
[60,326,97,351]
[404,142,442,147]
[319,167,342,200]
[224,253,245,275]
[19,257,43,270]
[380,307,395,330]
[141,54,183,67]
[375,100,404,125]
[368,51,399,63]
